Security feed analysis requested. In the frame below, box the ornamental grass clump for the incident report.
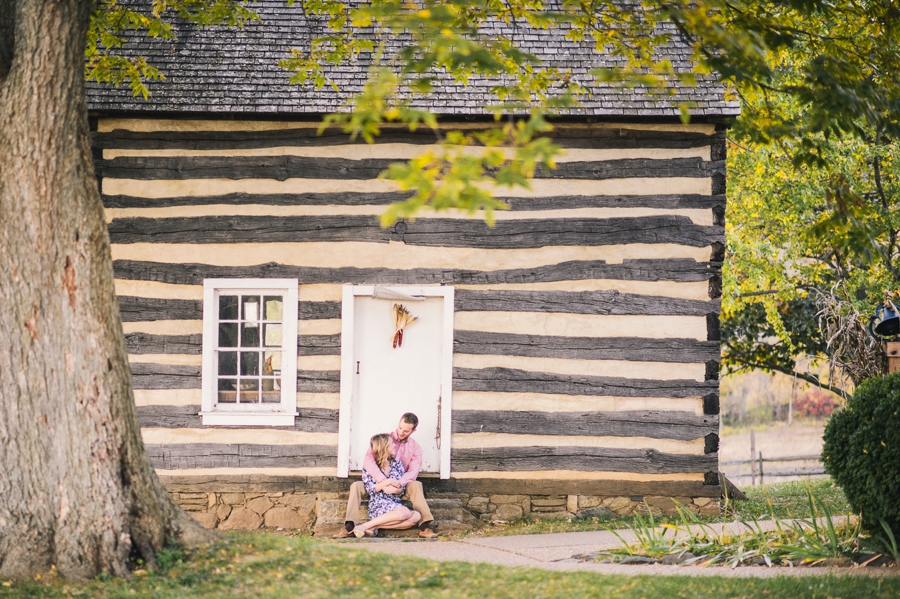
[605,490,893,568]
[823,371,900,537]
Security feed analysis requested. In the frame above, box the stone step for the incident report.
[423,499,476,525]
[377,520,470,538]
[313,497,475,536]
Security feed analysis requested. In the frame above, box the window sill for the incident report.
[200,411,298,426]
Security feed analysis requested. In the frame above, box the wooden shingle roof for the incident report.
[86,0,740,118]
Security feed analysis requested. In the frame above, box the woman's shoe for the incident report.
[353,526,366,538]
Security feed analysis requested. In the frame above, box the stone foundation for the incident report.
[173,491,720,534]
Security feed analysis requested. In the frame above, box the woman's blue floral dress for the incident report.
[362,459,406,519]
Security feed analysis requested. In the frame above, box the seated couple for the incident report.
[333,412,438,539]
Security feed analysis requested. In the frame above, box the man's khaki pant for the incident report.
[344,480,434,526]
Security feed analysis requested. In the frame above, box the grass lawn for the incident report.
[463,479,852,538]
[1,532,897,599]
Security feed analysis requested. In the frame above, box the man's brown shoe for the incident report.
[332,528,354,539]
[418,528,438,539]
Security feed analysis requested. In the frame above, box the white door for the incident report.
[337,286,454,478]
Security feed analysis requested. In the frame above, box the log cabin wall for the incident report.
[93,117,724,502]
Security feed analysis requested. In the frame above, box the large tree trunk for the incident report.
[0,0,215,581]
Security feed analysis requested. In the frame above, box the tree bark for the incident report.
[0,0,215,581]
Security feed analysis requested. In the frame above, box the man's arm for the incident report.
[397,442,422,486]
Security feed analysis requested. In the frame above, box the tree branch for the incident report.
[727,355,848,396]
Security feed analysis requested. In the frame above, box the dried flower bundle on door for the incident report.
[391,303,419,348]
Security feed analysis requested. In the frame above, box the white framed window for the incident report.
[200,279,298,426]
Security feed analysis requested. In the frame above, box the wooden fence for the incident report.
[720,453,825,486]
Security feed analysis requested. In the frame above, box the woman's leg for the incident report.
[355,506,418,534]
[376,510,421,530]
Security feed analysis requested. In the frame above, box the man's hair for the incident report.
[401,412,419,428]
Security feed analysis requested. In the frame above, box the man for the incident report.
[333,412,437,538]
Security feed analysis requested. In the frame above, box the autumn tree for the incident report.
[720,12,900,395]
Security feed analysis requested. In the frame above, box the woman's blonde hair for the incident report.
[370,433,392,473]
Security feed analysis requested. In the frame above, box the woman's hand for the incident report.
[375,479,403,494]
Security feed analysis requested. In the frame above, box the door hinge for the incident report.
[435,393,442,450]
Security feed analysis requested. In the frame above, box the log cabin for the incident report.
[86,0,739,533]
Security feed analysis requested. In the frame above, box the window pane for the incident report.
[264,296,283,321]
[240,352,259,376]
[219,295,238,320]
[239,379,259,403]
[241,323,260,347]
[261,377,281,403]
[217,379,237,403]
[264,323,282,347]
[218,351,237,376]
[241,296,260,322]
[263,351,282,374]
[218,323,238,348]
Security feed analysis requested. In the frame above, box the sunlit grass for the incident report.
[1,532,897,599]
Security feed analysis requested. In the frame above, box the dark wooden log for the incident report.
[421,477,722,498]
[702,393,720,415]
[118,297,339,322]
[712,172,726,195]
[112,258,718,286]
[146,443,337,470]
[453,331,721,363]
[450,446,719,474]
[125,332,202,355]
[453,367,718,398]
[298,334,341,356]
[707,312,721,341]
[710,130,727,161]
[130,363,200,389]
[712,204,725,226]
[721,475,747,500]
[705,360,720,381]
[91,127,718,151]
[157,473,722,498]
[107,215,724,249]
[98,155,393,181]
[708,274,722,299]
[299,301,341,320]
[455,289,719,316]
[96,155,722,181]
[103,191,726,211]
[124,332,340,356]
[136,405,339,433]
[91,129,440,150]
[297,370,340,393]
[704,433,719,454]
[535,158,723,180]
[452,410,717,441]
[133,373,341,394]
[119,296,201,322]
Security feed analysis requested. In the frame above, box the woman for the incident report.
[354,433,421,538]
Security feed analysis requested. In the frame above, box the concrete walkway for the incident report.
[338,523,899,578]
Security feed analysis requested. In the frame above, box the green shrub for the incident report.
[822,371,900,534]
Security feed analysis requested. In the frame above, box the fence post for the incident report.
[750,430,757,486]
[758,451,764,486]
[887,341,900,374]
